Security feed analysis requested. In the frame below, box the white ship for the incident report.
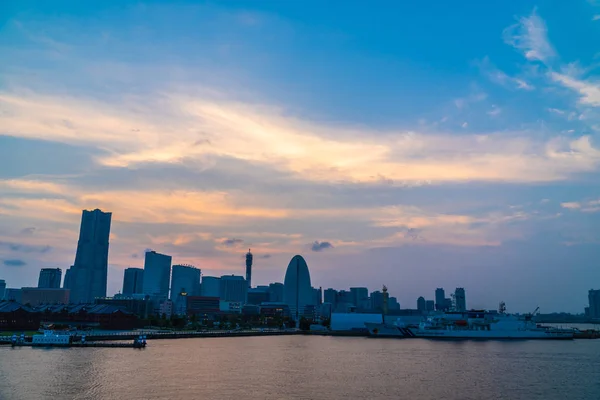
[31,330,72,346]
[366,303,574,340]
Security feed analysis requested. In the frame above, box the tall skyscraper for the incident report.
[312,287,323,306]
[283,255,312,320]
[171,265,201,315]
[417,296,426,313]
[426,300,435,312]
[370,290,384,311]
[245,249,253,290]
[69,209,112,303]
[38,268,62,289]
[324,288,338,308]
[122,267,144,296]
[142,251,172,301]
[589,289,600,319]
[219,275,247,303]
[201,276,221,297]
[454,288,466,312]
[350,287,368,308]
[435,288,446,311]
[0,279,6,300]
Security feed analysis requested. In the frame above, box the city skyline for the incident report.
[1,1,600,313]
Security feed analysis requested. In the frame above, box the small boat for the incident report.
[31,330,72,347]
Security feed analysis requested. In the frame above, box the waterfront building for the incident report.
[268,283,284,302]
[389,297,400,310]
[426,300,435,312]
[122,267,144,296]
[259,302,291,318]
[417,296,426,313]
[4,288,22,303]
[247,288,270,305]
[283,255,313,320]
[63,266,73,289]
[350,287,369,308]
[245,249,253,289]
[159,299,173,318]
[201,276,221,297]
[142,251,172,301]
[312,287,323,306]
[96,296,150,318]
[21,288,70,306]
[242,304,260,316]
[370,290,384,312]
[324,288,338,308]
[337,290,354,305]
[435,288,446,311]
[186,296,220,318]
[444,298,452,311]
[219,275,247,303]
[38,268,62,289]
[319,302,333,320]
[0,280,5,300]
[171,265,201,315]
[455,288,466,312]
[68,209,112,303]
[220,301,242,314]
[0,302,40,331]
[589,289,600,319]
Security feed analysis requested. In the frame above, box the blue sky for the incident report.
[1,0,599,312]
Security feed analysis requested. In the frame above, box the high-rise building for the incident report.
[5,288,23,303]
[122,268,144,296]
[219,275,247,303]
[245,249,253,290]
[201,276,221,297]
[171,265,201,315]
[312,287,323,306]
[589,289,600,319]
[350,287,368,307]
[38,268,62,289]
[268,282,284,302]
[21,287,70,306]
[63,266,73,289]
[142,251,172,301]
[0,280,6,300]
[389,297,400,310]
[247,288,270,305]
[426,300,435,312]
[455,288,466,312]
[435,288,446,311]
[283,255,313,320]
[68,209,112,303]
[370,290,384,312]
[417,296,426,313]
[324,288,338,308]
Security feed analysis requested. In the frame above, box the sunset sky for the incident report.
[1,0,599,313]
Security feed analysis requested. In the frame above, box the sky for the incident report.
[1,0,599,313]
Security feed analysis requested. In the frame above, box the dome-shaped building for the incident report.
[283,255,312,320]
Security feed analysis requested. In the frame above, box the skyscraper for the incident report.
[69,209,112,303]
[435,288,446,311]
[350,287,368,308]
[283,255,313,320]
[171,265,201,315]
[38,268,62,289]
[312,287,323,306]
[589,289,600,319]
[417,296,426,313]
[219,275,247,303]
[324,288,338,308]
[63,266,73,289]
[245,249,253,290]
[455,288,466,312]
[268,282,284,302]
[201,276,221,297]
[122,267,144,296]
[426,300,435,312]
[142,251,172,301]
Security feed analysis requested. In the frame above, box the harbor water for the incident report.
[1,335,600,400]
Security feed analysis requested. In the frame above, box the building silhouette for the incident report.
[67,209,112,303]
[454,288,466,312]
[171,265,201,315]
[312,287,323,306]
[426,300,435,312]
[38,268,62,289]
[324,288,338,309]
[268,282,284,302]
[122,268,144,296]
[589,289,600,319]
[219,275,247,303]
[201,276,221,297]
[0,280,5,300]
[350,287,368,308]
[435,288,446,311]
[142,251,172,301]
[283,255,313,320]
[245,249,253,289]
[417,296,426,313]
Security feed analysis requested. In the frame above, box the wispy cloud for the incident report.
[593,15,600,21]
[311,241,333,252]
[503,9,556,63]
[561,199,600,213]
[550,73,600,107]
[3,259,27,267]
[479,57,535,90]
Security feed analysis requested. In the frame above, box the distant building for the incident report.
[63,266,73,289]
[388,297,400,310]
[0,280,5,300]
[426,300,435,312]
[0,302,40,331]
[142,251,172,301]
[283,255,313,320]
[245,249,253,289]
[312,287,323,306]
[268,282,284,302]
[122,267,144,296]
[259,302,291,318]
[242,304,260,316]
[5,288,23,303]
[417,296,426,313]
[68,209,112,303]
[38,268,62,289]
[171,265,201,315]
[220,301,242,314]
[21,288,70,306]
[201,276,221,297]
[247,288,270,305]
[350,287,368,308]
[324,288,338,308]
[370,290,384,312]
[319,303,333,320]
[186,296,220,318]
[444,298,452,311]
[435,288,446,311]
[96,296,150,318]
[159,299,173,318]
[455,288,466,312]
[220,275,247,303]
[589,289,600,319]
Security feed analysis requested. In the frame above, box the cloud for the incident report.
[260,254,272,259]
[221,238,244,246]
[480,58,535,91]
[593,15,600,21]
[20,227,36,235]
[3,259,27,267]
[549,73,600,107]
[547,108,565,115]
[311,241,333,252]
[0,241,52,253]
[503,9,556,62]
[561,199,600,213]
[487,106,502,117]
[561,202,581,209]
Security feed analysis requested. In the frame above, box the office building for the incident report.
[248,288,270,305]
[220,275,247,303]
[4,288,22,303]
[122,267,144,295]
[38,268,62,289]
[426,300,435,312]
[63,266,73,289]
[370,290,384,312]
[245,249,253,289]
[589,289,600,319]
[0,280,5,300]
[21,288,70,306]
[142,251,172,300]
[389,297,400,310]
[444,298,452,311]
[417,296,426,313]
[312,287,323,306]
[96,296,150,318]
[324,288,338,308]
[268,282,284,302]
[435,288,446,311]
[68,209,112,303]
[186,296,220,317]
[350,287,368,307]
[283,255,313,320]
[455,288,466,312]
[201,276,221,297]
[171,265,201,315]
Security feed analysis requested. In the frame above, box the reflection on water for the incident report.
[1,336,600,399]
